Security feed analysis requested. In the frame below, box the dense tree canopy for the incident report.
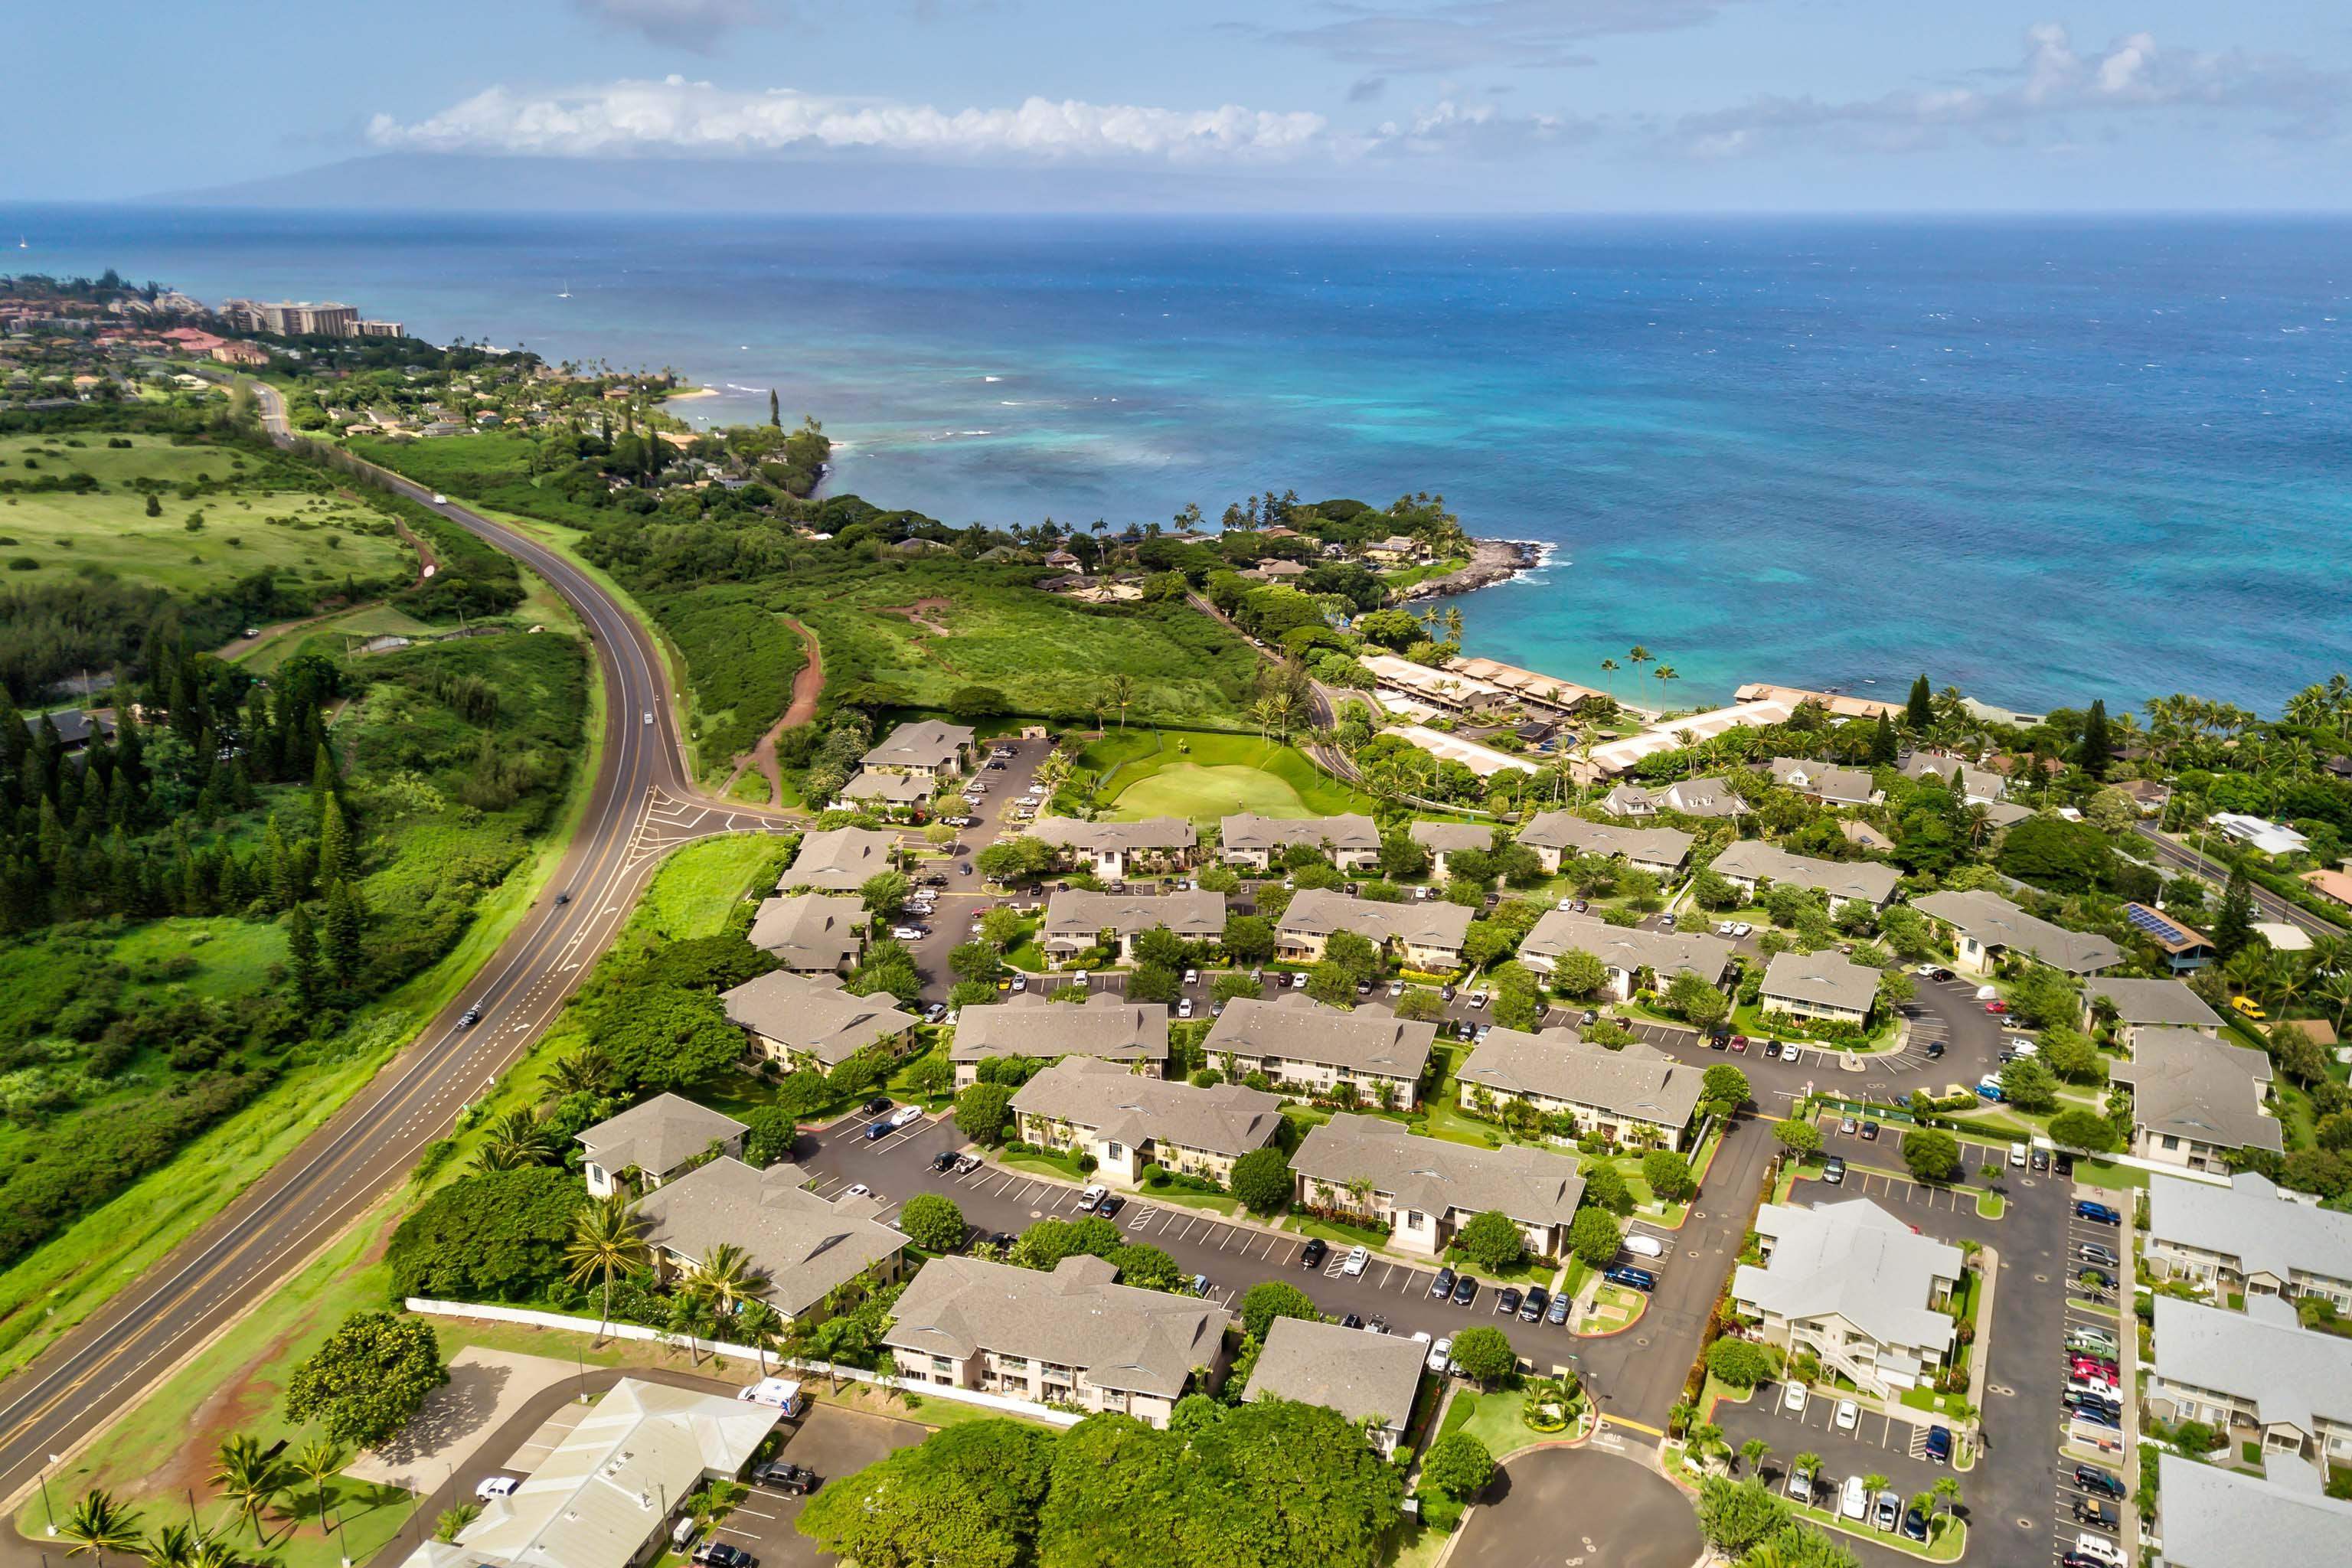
[385,1167,584,1302]
[283,1311,448,1451]
[796,1418,1057,1568]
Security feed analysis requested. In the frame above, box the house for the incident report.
[1910,888,2122,976]
[2123,902,2216,971]
[1202,995,1436,1109]
[1449,656,1608,714]
[1386,724,1538,781]
[1219,812,1381,872]
[638,1158,909,1321]
[883,1253,1230,1428]
[1365,534,1423,563]
[394,1380,782,1568]
[838,769,934,814]
[2146,1295,2352,1466]
[782,826,900,893]
[950,992,1170,1087]
[1247,558,1310,582]
[1598,777,1745,821]
[2151,1452,2352,1568]
[1454,1029,1706,1152]
[1043,547,1083,572]
[2114,778,2171,816]
[1361,654,1508,716]
[1768,757,1884,808]
[746,893,867,973]
[2211,814,2310,858]
[1898,751,2007,804]
[577,1094,747,1198]
[1758,950,1880,1027]
[720,970,920,1070]
[24,707,116,755]
[861,720,977,779]
[1243,1317,1426,1457]
[1734,683,1901,721]
[1040,887,1226,963]
[2145,1171,2352,1312]
[1291,1112,1586,1259]
[1709,841,1901,912]
[1517,812,1694,878]
[1583,700,1799,780]
[2109,1028,2282,1172]
[1011,1057,1282,1188]
[1408,819,1495,879]
[2303,867,2352,913]
[1731,1198,1962,1400]
[2083,975,2223,1049]
[1026,816,1199,880]
[1274,889,1473,972]
[1518,908,1735,1001]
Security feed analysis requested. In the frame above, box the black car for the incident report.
[1519,1285,1549,1323]
[1821,1155,1847,1185]
[755,1459,818,1494]
[958,862,974,875]
[2075,1500,2118,1529]
[2076,1466,2127,1499]
[1427,1265,1454,1298]
[932,1152,959,1173]
[1451,1272,1479,1306]
[2062,1554,2111,1568]
[1494,1287,1523,1317]
[862,1096,893,1116]
[2031,1148,2051,1172]
[990,1230,1018,1249]
[1860,1121,1880,1142]
[1096,1195,1124,1220]
[692,1543,756,1566]
[1900,1508,1928,1543]
[1925,1426,1952,1464]
[459,1006,482,1027]
[1924,1040,1945,1059]
[1603,1265,1657,1292]
[1340,1312,1365,1329]
[1301,1238,1330,1271]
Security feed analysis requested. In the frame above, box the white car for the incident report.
[1079,1184,1109,1211]
[1786,1465,1813,1503]
[1182,968,1199,985]
[431,492,448,505]
[1073,969,1092,986]
[1840,1473,1868,1521]
[1387,980,1403,997]
[1834,1398,1860,1432]
[1622,1233,1665,1259]
[1467,990,1489,1010]
[1291,972,1311,989]
[1716,922,1737,936]
[1782,1381,1808,1414]
[843,1183,874,1200]
[890,926,924,940]
[1010,975,1027,993]
[475,1476,518,1501]
[1424,1334,1452,1374]
[889,1104,923,1128]
[2073,1536,2125,1568]
[1732,922,1754,938]
[2009,1141,2029,1167]
[1341,1246,1370,1277]
[1176,998,1194,1018]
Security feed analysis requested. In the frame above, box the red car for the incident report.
[1730,1035,1749,1053]
[1984,1000,2009,1014]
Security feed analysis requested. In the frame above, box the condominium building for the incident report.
[1219,812,1381,872]
[2145,1171,2352,1312]
[1911,888,2122,976]
[950,992,1170,1087]
[2148,1295,2352,1466]
[1519,908,1735,1001]
[1201,995,1436,1109]
[1010,1056,1282,1188]
[1517,812,1694,877]
[1710,841,1902,912]
[1273,888,1473,972]
[1025,816,1199,880]
[1454,1029,1706,1151]
[720,970,920,1070]
[2110,1028,2282,1173]
[1732,1198,1962,1400]
[1291,1112,1586,1259]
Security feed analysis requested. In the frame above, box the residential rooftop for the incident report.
[1407,820,1495,854]
[1203,995,1437,1083]
[1027,816,1198,855]
[882,1253,1228,1398]
[576,1093,747,1178]
[950,991,1171,1070]
[1292,1112,1585,1230]
[1760,949,1882,1014]
[2085,975,2223,1031]
[1517,812,1694,868]
[1710,840,1902,906]
[1011,1056,1282,1158]
[861,719,975,770]
[782,825,900,892]
[1910,887,2122,975]
[746,892,867,971]
[1733,1198,1962,1353]
[720,971,919,1067]
[1455,1029,1706,1129]
[638,1158,906,1318]
[1274,887,1474,950]
[1243,1316,1426,1433]
[2148,1171,2352,1290]
[2155,1450,2352,1568]
[2111,1028,2282,1154]
[1220,812,1380,854]
[1521,907,1736,984]
[2152,1295,2352,1439]
[1041,887,1225,949]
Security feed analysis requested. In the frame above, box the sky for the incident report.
[9,0,2351,210]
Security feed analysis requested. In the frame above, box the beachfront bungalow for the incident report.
[1386,725,1537,780]
[1291,1113,1585,1260]
[861,720,976,779]
[1709,840,1901,913]
[1219,812,1381,873]
[1273,888,1473,972]
[1581,699,1800,781]
[1733,684,1901,721]
[1024,815,1200,880]
[1910,888,2121,977]
[1449,656,1608,714]
[1010,1057,1282,1189]
[1202,995,1436,1109]
[1517,812,1693,878]
[1361,654,1508,716]
[1364,535,1424,564]
[1454,1028,1705,1152]
[1519,908,1735,1001]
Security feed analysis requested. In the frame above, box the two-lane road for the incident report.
[0,386,789,1534]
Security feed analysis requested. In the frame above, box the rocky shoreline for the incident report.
[1393,537,1543,602]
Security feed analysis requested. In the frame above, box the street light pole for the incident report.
[38,1459,54,1536]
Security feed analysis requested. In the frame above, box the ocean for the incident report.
[11,206,2349,714]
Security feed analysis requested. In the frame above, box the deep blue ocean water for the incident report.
[10,207,2349,714]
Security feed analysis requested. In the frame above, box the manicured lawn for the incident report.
[1139,1186,1244,1217]
[1083,729,1375,820]
[996,1148,1089,1183]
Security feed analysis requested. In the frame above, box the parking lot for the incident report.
[704,1403,930,1568]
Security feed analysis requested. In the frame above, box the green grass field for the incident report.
[1083,730,1376,822]
[0,433,410,594]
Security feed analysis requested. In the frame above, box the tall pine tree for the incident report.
[317,792,350,887]
[2213,866,2256,961]
[286,903,322,1011]
[2081,699,2113,780]
[1870,712,1899,766]
[324,879,364,988]
[1906,674,1934,730]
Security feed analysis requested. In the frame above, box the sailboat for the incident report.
[556,279,570,299]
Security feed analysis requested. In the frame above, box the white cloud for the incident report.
[1267,0,1750,73]
[367,77,1329,163]
[1665,23,2344,158]
[1369,99,1592,157]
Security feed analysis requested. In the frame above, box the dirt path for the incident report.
[720,616,825,804]
[877,596,955,636]
[211,516,441,661]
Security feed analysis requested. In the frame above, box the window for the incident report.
[2161,1135,2180,1151]
[1106,1142,1124,1161]
[1406,1210,1426,1231]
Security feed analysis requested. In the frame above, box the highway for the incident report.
[0,384,791,1533]
[2130,821,2341,939]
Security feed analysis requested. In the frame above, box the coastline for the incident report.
[1393,537,1542,602]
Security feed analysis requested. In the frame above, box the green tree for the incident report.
[1228,1145,1295,1214]
[1455,1209,1528,1272]
[1582,1161,1635,1214]
[2049,1108,2121,1153]
[796,1419,1057,1568]
[322,877,364,987]
[949,940,1004,985]
[58,1488,144,1563]
[1906,675,1934,730]
[590,984,742,1092]
[1324,927,1383,982]
[1111,1242,1182,1291]
[954,1081,1015,1145]
[283,1311,446,1451]
[1899,1128,1962,1184]
[1420,1432,1496,1501]
[285,902,321,1010]
[2081,698,2113,779]
[1774,1118,1824,1156]
[1701,1063,1751,1115]
[1999,1054,2060,1114]
[1447,1325,1518,1388]
[2038,1025,2103,1083]
[897,1193,966,1253]
[859,869,913,918]
[1567,1207,1624,1266]
[1551,949,1610,1000]
[387,1168,584,1301]
[2213,866,2256,960]
[288,1436,350,1540]
[1643,1148,1697,1202]
[1011,1217,1122,1270]
[1220,913,1276,965]
[1705,1337,1776,1388]
[1238,1279,1323,1340]
[562,1191,650,1338]
[1664,970,1730,1029]
[1695,1476,1789,1553]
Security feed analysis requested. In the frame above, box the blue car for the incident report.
[1603,1265,1657,1292]
[863,1120,893,1140]
[2074,1200,2122,1226]
[1926,1426,1952,1464]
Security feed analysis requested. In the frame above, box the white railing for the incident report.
[402,1298,1085,1426]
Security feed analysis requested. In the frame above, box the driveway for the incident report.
[1452,1446,1700,1568]
[346,1347,580,1491]
[704,1404,929,1568]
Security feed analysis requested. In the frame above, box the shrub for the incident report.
[1704,1337,1776,1389]
[1419,1433,1495,1501]
[897,1193,967,1253]
[1229,1146,1295,1215]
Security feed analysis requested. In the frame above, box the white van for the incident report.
[1975,985,2000,1001]
[2073,1535,2125,1567]
[1840,1474,1869,1520]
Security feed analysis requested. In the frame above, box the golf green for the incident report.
[1104,763,1318,822]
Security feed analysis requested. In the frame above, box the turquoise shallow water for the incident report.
[13,207,2349,712]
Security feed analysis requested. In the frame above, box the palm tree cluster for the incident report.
[57,1431,353,1566]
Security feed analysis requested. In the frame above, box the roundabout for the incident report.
[1451,1446,1702,1568]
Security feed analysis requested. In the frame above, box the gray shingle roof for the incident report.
[1768,758,1882,805]
[1243,1316,1426,1433]
[1899,751,2007,803]
[1220,812,1380,854]
[882,1253,1229,1397]
[1910,888,2121,974]
[1041,887,1225,948]
[1275,888,1473,952]
[1455,1028,1705,1129]
[2152,1295,2352,1438]
[950,991,1171,1070]
[747,893,866,971]
[2147,1171,2352,1290]
[1521,908,1735,985]
[1710,841,1901,906]
[2156,1452,2352,1567]
[1027,816,1198,855]
[1733,1198,1962,1352]
[2110,1028,2282,1153]
[636,1157,906,1318]
[1292,1112,1585,1230]
[1408,820,1494,854]
[576,1093,747,1177]
[782,826,900,892]
[1518,812,1694,870]
[720,971,919,1067]
[1202,995,1436,1082]
[1011,1057,1282,1159]
[2086,975,2223,1031]
[861,720,975,771]
[838,771,932,805]
[1760,950,1881,1014]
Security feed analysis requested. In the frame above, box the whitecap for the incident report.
[984,375,1002,382]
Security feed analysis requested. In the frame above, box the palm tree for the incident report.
[60,1490,145,1564]
[541,1047,613,1103]
[211,1434,289,1544]
[1862,1470,1891,1504]
[2324,970,2352,1034]
[1930,1475,1963,1521]
[564,1194,650,1341]
[667,1292,719,1364]
[1687,1421,1725,1471]
[687,1242,770,1321]
[1599,657,1619,701]
[1103,672,1137,731]
[1793,1449,1822,1491]
[736,1301,785,1376]
[475,1107,560,1171]
[1442,606,1464,645]
[1738,1436,1769,1476]
[1666,1398,1697,1436]
[139,1523,198,1568]
[289,1437,348,1537]
[1653,664,1679,708]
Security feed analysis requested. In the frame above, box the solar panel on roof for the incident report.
[2126,906,2189,944]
